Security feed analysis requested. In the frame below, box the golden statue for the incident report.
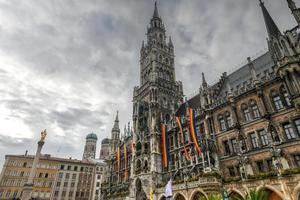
[40,129,47,142]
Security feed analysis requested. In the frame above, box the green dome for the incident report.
[86,132,98,140]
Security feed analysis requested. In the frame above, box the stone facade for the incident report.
[101,1,300,200]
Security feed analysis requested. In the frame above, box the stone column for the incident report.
[21,130,46,200]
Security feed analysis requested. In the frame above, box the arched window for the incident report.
[225,112,232,128]
[218,114,226,131]
[280,86,291,107]
[250,100,260,119]
[270,126,280,142]
[136,142,142,156]
[281,40,289,55]
[241,103,252,122]
[273,42,282,58]
[165,58,169,64]
[271,91,284,111]
[144,143,148,153]
[159,55,162,62]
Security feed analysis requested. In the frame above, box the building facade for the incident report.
[0,153,58,199]
[0,153,97,200]
[102,1,300,200]
[51,159,95,200]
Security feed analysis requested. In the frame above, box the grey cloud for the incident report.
[0,0,296,167]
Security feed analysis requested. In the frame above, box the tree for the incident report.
[244,190,268,200]
[229,189,268,200]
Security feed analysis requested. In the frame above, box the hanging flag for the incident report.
[116,147,120,172]
[124,144,127,180]
[175,116,191,161]
[164,179,173,198]
[150,188,153,200]
[161,123,170,169]
[188,108,202,155]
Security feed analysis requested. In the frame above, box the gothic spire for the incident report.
[259,0,281,37]
[287,0,297,10]
[112,110,120,132]
[153,1,159,18]
[168,36,173,47]
[202,72,208,88]
[247,57,259,86]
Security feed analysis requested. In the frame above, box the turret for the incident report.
[247,57,259,87]
[286,0,300,25]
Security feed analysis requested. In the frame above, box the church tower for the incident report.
[260,0,300,110]
[131,2,183,199]
[83,133,97,160]
[110,111,120,156]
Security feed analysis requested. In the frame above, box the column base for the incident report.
[21,183,34,200]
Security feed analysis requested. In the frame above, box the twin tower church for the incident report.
[100,1,300,200]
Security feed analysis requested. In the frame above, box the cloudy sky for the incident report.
[0,0,296,166]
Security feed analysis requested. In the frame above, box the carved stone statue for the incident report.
[40,129,47,142]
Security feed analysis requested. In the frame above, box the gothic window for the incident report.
[280,86,291,107]
[273,42,282,58]
[249,132,259,149]
[136,142,142,156]
[294,155,300,167]
[281,40,289,55]
[231,138,237,154]
[144,143,149,153]
[295,119,300,134]
[271,91,284,111]
[223,140,231,155]
[270,126,280,142]
[241,104,252,122]
[225,112,232,128]
[228,167,235,177]
[283,123,296,140]
[144,160,148,171]
[256,161,265,172]
[159,55,163,62]
[250,100,260,119]
[258,129,269,146]
[165,58,169,64]
[218,115,226,131]
[183,130,189,144]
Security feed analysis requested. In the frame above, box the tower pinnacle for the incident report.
[153,1,159,18]
[286,0,300,25]
[202,72,208,88]
[259,0,281,37]
[112,110,119,132]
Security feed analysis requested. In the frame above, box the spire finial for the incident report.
[259,0,281,37]
[115,110,119,122]
[153,1,159,18]
[112,110,120,132]
[202,72,208,88]
[287,0,297,10]
[247,57,259,86]
[168,36,173,47]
